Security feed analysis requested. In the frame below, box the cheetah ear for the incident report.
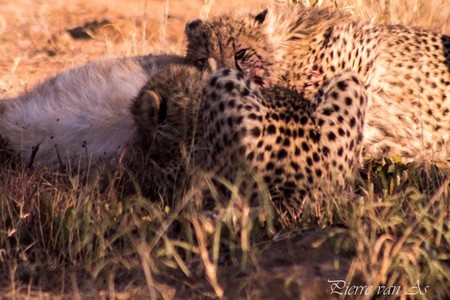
[185,19,204,36]
[146,90,168,123]
[131,89,164,129]
[254,9,268,25]
[137,90,161,112]
[148,90,162,111]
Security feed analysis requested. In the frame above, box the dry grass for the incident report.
[321,0,450,33]
[1,0,449,299]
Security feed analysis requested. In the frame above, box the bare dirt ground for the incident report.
[1,0,449,299]
[0,0,270,97]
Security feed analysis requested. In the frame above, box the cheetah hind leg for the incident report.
[311,72,368,188]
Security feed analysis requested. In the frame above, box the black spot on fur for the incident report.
[328,132,336,141]
[209,77,218,87]
[278,149,288,159]
[301,142,310,152]
[275,167,284,175]
[337,80,348,91]
[224,81,235,92]
[241,88,250,97]
[315,169,322,177]
[222,69,231,76]
[295,173,304,180]
[247,151,255,161]
[249,113,258,120]
[267,124,276,134]
[313,152,320,162]
[300,116,308,125]
[309,129,320,142]
[251,127,261,137]
[322,108,334,116]
[298,128,305,137]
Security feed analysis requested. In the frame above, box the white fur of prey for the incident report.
[0,55,185,169]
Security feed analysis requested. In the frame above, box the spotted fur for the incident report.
[198,69,367,216]
[132,65,368,216]
[185,5,450,162]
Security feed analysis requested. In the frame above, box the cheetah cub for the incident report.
[198,69,367,217]
[185,5,450,162]
[130,59,216,198]
[132,62,368,217]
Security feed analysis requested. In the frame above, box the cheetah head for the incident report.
[185,9,275,88]
[131,59,216,149]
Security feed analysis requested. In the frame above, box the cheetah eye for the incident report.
[235,49,248,61]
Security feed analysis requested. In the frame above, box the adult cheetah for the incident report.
[132,63,368,216]
[184,5,450,162]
